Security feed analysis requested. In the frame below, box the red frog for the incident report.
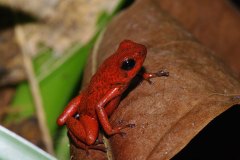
[57,40,169,151]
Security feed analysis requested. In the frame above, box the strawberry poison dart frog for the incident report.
[57,40,169,151]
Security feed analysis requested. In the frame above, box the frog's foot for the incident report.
[126,123,136,128]
[115,125,135,138]
[155,70,169,77]
[143,69,169,84]
[116,120,136,129]
[109,121,136,137]
[68,131,106,154]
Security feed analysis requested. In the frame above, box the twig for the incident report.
[14,25,54,154]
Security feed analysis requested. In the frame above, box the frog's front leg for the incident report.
[104,96,121,116]
[57,94,82,126]
[142,69,169,83]
[96,88,134,136]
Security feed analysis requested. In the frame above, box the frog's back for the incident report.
[78,73,112,118]
[77,39,147,117]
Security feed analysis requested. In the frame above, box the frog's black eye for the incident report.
[121,58,135,71]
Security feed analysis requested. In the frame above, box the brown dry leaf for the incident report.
[15,0,119,56]
[0,87,15,121]
[0,5,45,150]
[0,6,25,126]
[70,0,240,159]
[0,32,25,86]
[0,23,25,86]
[0,0,58,19]
[154,0,240,76]
[5,117,46,150]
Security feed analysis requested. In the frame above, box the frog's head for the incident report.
[96,40,147,85]
[116,40,147,82]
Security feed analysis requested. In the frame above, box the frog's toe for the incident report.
[126,123,136,128]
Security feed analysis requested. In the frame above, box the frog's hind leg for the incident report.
[66,115,99,145]
[68,130,106,153]
[68,130,88,150]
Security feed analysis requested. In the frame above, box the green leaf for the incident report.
[0,125,57,160]
[55,128,70,160]
[10,42,94,136]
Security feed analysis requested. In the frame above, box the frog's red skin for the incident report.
[57,40,169,151]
